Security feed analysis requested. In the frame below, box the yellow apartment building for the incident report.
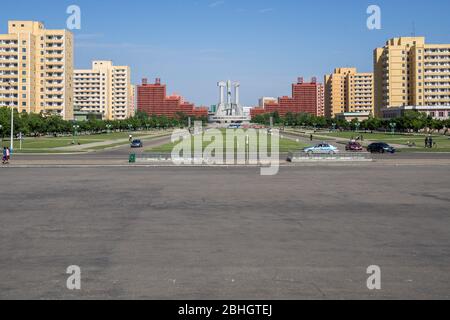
[74,61,133,120]
[374,37,450,115]
[0,21,73,120]
[324,68,374,118]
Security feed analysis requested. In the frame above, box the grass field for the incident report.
[0,131,159,153]
[319,132,450,152]
[147,131,308,153]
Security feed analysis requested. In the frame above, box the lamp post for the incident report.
[72,124,80,144]
[8,81,14,152]
[390,122,397,135]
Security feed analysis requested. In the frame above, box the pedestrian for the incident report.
[429,136,433,149]
[5,147,10,164]
[425,136,429,148]
[310,134,313,142]
[2,147,6,164]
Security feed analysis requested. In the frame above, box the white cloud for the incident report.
[259,8,274,14]
[209,1,225,8]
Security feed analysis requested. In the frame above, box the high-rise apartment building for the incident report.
[374,37,450,115]
[0,21,73,120]
[74,61,132,120]
[324,68,374,118]
[316,82,325,117]
[251,77,324,118]
[129,84,136,118]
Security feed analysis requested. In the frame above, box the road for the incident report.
[11,131,450,165]
[0,165,449,299]
[282,131,450,160]
[12,134,172,162]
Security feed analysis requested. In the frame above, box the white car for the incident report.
[304,143,339,155]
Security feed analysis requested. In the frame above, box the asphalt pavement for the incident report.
[0,165,449,299]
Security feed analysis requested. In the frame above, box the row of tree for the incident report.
[251,111,450,134]
[1,107,449,138]
[0,108,208,138]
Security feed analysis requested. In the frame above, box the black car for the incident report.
[367,142,396,154]
[131,139,143,148]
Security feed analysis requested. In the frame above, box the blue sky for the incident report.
[1,0,450,106]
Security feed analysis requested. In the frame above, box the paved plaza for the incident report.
[0,165,449,299]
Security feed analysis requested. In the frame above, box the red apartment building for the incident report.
[251,77,325,118]
[137,78,208,118]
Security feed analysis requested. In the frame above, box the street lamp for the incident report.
[72,124,80,144]
[8,81,15,152]
[390,122,397,135]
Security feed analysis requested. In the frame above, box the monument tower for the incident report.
[210,80,249,124]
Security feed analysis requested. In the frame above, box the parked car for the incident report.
[304,143,339,155]
[346,142,364,152]
[367,142,396,154]
[131,139,143,148]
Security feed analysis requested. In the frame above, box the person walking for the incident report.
[5,147,10,164]
[2,147,6,164]
[425,136,429,148]
[429,136,434,149]
[310,134,313,142]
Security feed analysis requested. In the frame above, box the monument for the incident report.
[209,80,250,124]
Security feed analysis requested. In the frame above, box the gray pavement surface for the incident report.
[0,165,449,300]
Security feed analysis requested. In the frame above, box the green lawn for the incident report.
[147,132,308,153]
[0,131,165,152]
[319,131,450,152]
[3,138,95,149]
